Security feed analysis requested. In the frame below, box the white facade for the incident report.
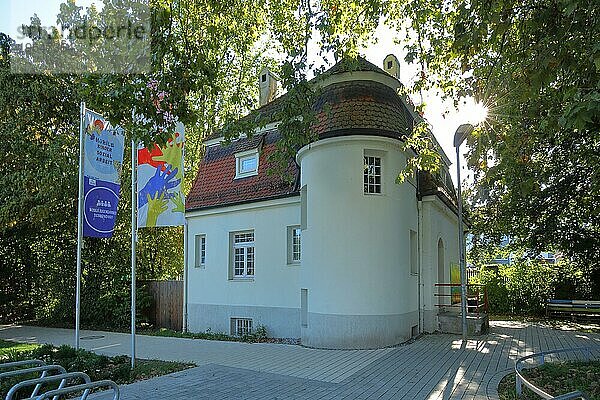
[186,197,302,338]
[297,136,420,348]
[419,196,461,332]
[185,139,460,349]
[185,58,461,349]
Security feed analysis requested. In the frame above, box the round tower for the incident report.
[297,59,421,349]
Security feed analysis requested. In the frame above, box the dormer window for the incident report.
[235,149,259,179]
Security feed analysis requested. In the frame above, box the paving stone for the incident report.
[1,322,599,399]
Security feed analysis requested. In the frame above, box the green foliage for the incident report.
[0,340,193,398]
[498,361,600,400]
[503,262,557,315]
[0,340,40,358]
[141,325,270,343]
[471,267,510,314]
[398,0,600,295]
[397,121,442,183]
[249,325,269,342]
[472,259,591,316]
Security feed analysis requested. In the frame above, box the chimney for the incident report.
[259,67,279,106]
[383,54,401,80]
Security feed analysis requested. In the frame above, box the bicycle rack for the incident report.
[5,371,91,400]
[33,380,119,400]
[0,365,67,380]
[1,359,120,400]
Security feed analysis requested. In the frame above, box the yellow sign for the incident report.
[450,262,461,304]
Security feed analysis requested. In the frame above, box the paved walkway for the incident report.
[1,322,599,399]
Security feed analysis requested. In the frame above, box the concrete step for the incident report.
[438,312,489,335]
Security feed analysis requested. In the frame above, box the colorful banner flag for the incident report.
[82,110,125,238]
[137,122,185,228]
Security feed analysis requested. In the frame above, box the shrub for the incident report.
[473,259,592,316]
[503,261,556,315]
[472,267,511,314]
[0,340,191,398]
[243,325,268,342]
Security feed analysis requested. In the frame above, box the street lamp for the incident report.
[454,123,474,340]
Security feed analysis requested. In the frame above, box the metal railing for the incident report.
[0,359,120,400]
[515,346,600,399]
[434,283,488,316]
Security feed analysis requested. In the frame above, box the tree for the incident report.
[5,0,596,329]
[0,0,272,328]
[398,0,600,296]
[0,0,305,326]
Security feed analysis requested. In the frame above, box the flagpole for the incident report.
[182,220,188,332]
[181,130,188,333]
[75,102,85,350]
[131,139,137,369]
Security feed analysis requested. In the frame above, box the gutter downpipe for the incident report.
[417,199,424,333]
[415,166,424,334]
[182,220,189,332]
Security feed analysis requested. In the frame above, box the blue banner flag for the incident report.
[82,109,125,238]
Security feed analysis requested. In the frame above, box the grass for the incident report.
[498,360,600,400]
[0,340,39,357]
[0,339,194,398]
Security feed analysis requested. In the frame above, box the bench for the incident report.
[546,299,600,322]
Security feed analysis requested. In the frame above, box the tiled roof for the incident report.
[187,57,428,211]
[312,80,411,138]
[322,56,388,76]
[186,131,299,211]
[205,57,400,141]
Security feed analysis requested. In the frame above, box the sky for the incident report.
[1,0,484,185]
[358,23,487,184]
[1,0,100,39]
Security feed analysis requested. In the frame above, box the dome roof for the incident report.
[322,56,389,76]
[311,80,413,139]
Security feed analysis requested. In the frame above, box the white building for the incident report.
[184,56,461,349]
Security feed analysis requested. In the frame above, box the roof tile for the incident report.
[186,131,298,211]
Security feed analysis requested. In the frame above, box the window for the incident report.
[195,234,206,268]
[287,226,301,264]
[292,228,301,262]
[235,149,259,178]
[364,155,382,194]
[411,324,419,338]
[231,318,252,336]
[231,231,255,278]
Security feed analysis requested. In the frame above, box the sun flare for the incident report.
[462,99,489,126]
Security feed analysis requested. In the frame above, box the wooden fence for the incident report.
[142,280,183,331]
